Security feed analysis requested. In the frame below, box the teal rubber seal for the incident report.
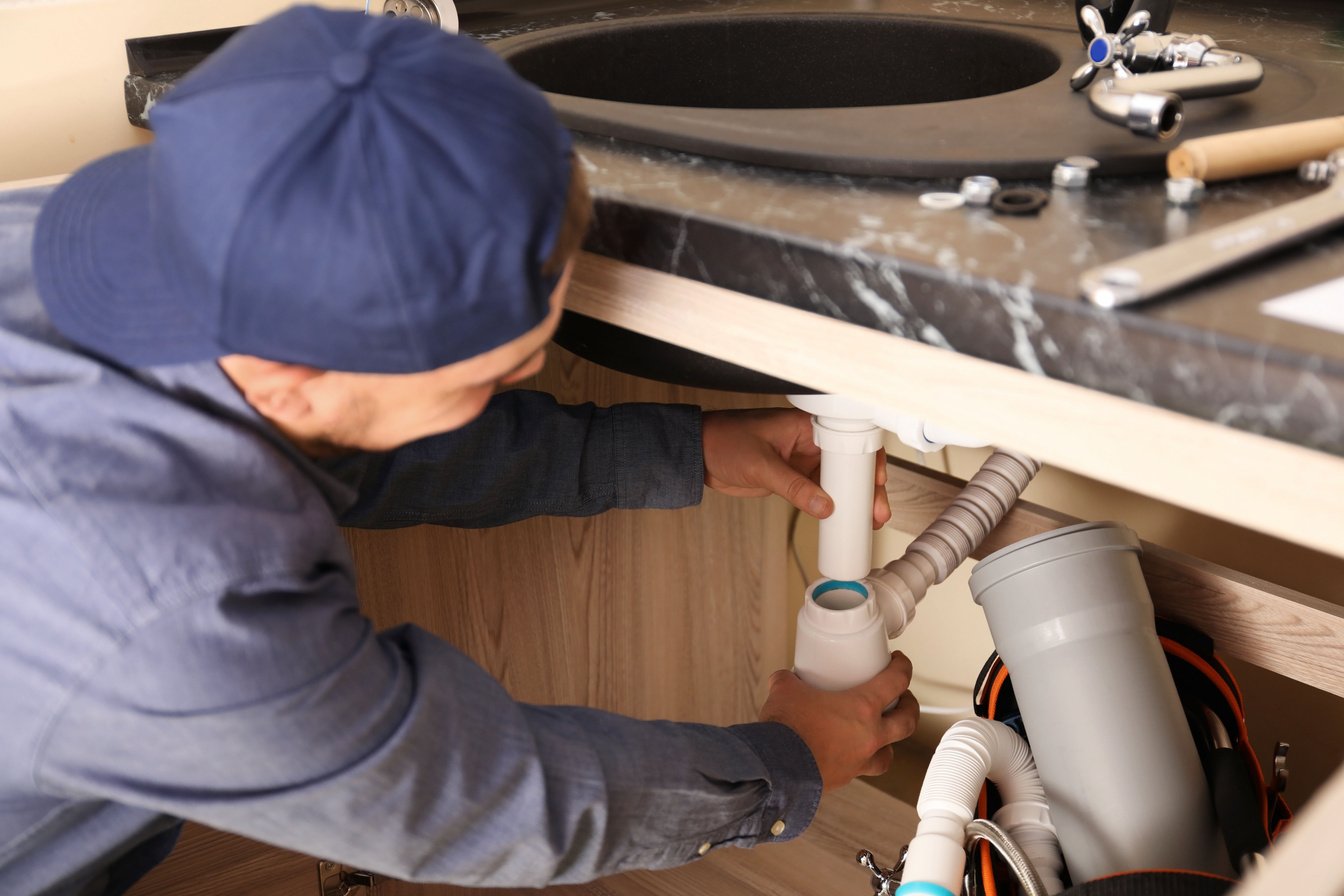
[811,579,867,601]
[895,882,957,896]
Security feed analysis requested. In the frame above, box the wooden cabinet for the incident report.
[129,258,1344,896]
[130,346,824,895]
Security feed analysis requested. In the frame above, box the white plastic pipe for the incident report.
[787,393,996,583]
[812,416,883,581]
[898,718,1065,896]
[793,579,889,692]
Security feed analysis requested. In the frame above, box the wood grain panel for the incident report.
[131,348,797,895]
[344,347,792,722]
[885,458,1344,698]
[126,823,313,895]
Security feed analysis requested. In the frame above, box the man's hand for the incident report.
[758,652,919,792]
[702,408,891,527]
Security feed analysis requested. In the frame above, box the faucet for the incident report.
[367,0,458,31]
[1070,3,1263,140]
[1074,0,1175,39]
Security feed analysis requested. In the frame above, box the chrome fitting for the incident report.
[1298,159,1337,186]
[1165,176,1206,206]
[1052,156,1099,189]
[959,175,1001,207]
[1126,89,1183,140]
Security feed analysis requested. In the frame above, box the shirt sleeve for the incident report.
[320,390,706,528]
[33,569,821,886]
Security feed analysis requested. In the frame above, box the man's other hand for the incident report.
[702,408,891,528]
[758,652,919,792]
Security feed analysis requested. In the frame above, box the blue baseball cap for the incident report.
[33,6,573,373]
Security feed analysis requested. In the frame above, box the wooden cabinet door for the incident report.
[130,349,792,895]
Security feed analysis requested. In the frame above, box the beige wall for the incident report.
[0,0,364,183]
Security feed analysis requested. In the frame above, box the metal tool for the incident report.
[1080,181,1344,307]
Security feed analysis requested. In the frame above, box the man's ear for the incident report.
[218,355,325,421]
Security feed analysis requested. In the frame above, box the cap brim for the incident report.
[33,147,224,367]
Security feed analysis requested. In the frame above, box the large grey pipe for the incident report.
[969,522,1231,882]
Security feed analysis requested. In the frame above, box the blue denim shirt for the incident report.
[0,187,820,896]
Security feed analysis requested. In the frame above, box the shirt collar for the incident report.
[135,359,360,517]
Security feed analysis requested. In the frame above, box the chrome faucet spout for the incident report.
[1071,4,1263,140]
[1088,57,1264,140]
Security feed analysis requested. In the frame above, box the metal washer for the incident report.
[918,191,966,211]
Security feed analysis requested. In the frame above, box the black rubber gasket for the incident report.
[990,187,1051,215]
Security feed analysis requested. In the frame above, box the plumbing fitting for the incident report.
[792,448,1041,692]
[1074,0,1174,42]
[970,522,1231,880]
[1298,149,1343,186]
[366,0,458,31]
[868,450,1041,639]
[1070,5,1263,140]
[857,847,906,896]
[1164,175,1206,206]
[959,176,1000,207]
[794,579,890,692]
[787,394,992,582]
[810,415,885,581]
[918,191,965,211]
[894,718,1064,896]
[1052,156,1099,189]
[991,187,1050,216]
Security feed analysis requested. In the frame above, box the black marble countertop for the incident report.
[482,0,1344,458]
[125,0,1344,456]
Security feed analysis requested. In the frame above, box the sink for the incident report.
[488,9,1332,392]
[492,11,1324,179]
[504,15,1058,111]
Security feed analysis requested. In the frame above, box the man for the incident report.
[0,7,917,894]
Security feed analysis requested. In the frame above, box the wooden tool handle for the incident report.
[1167,117,1344,181]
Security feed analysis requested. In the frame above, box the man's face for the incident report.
[320,262,572,451]
[224,261,573,454]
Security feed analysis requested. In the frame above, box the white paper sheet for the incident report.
[1260,277,1344,335]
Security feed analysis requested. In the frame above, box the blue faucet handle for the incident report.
[1069,5,1150,91]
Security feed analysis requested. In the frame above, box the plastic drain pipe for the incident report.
[898,718,1065,896]
[868,449,1042,640]
[787,395,1042,690]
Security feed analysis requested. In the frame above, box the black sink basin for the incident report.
[489,9,1335,393]
[505,15,1059,110]
[493,11,1324,178]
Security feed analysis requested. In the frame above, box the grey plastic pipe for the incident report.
[869,450,1042,639]
[969,522,1231,882]
[793,449,1040,692]
[897,718,1065,896]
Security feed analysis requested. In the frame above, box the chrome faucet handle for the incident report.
[1070,6,1152,90]
[856,846,906,896]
